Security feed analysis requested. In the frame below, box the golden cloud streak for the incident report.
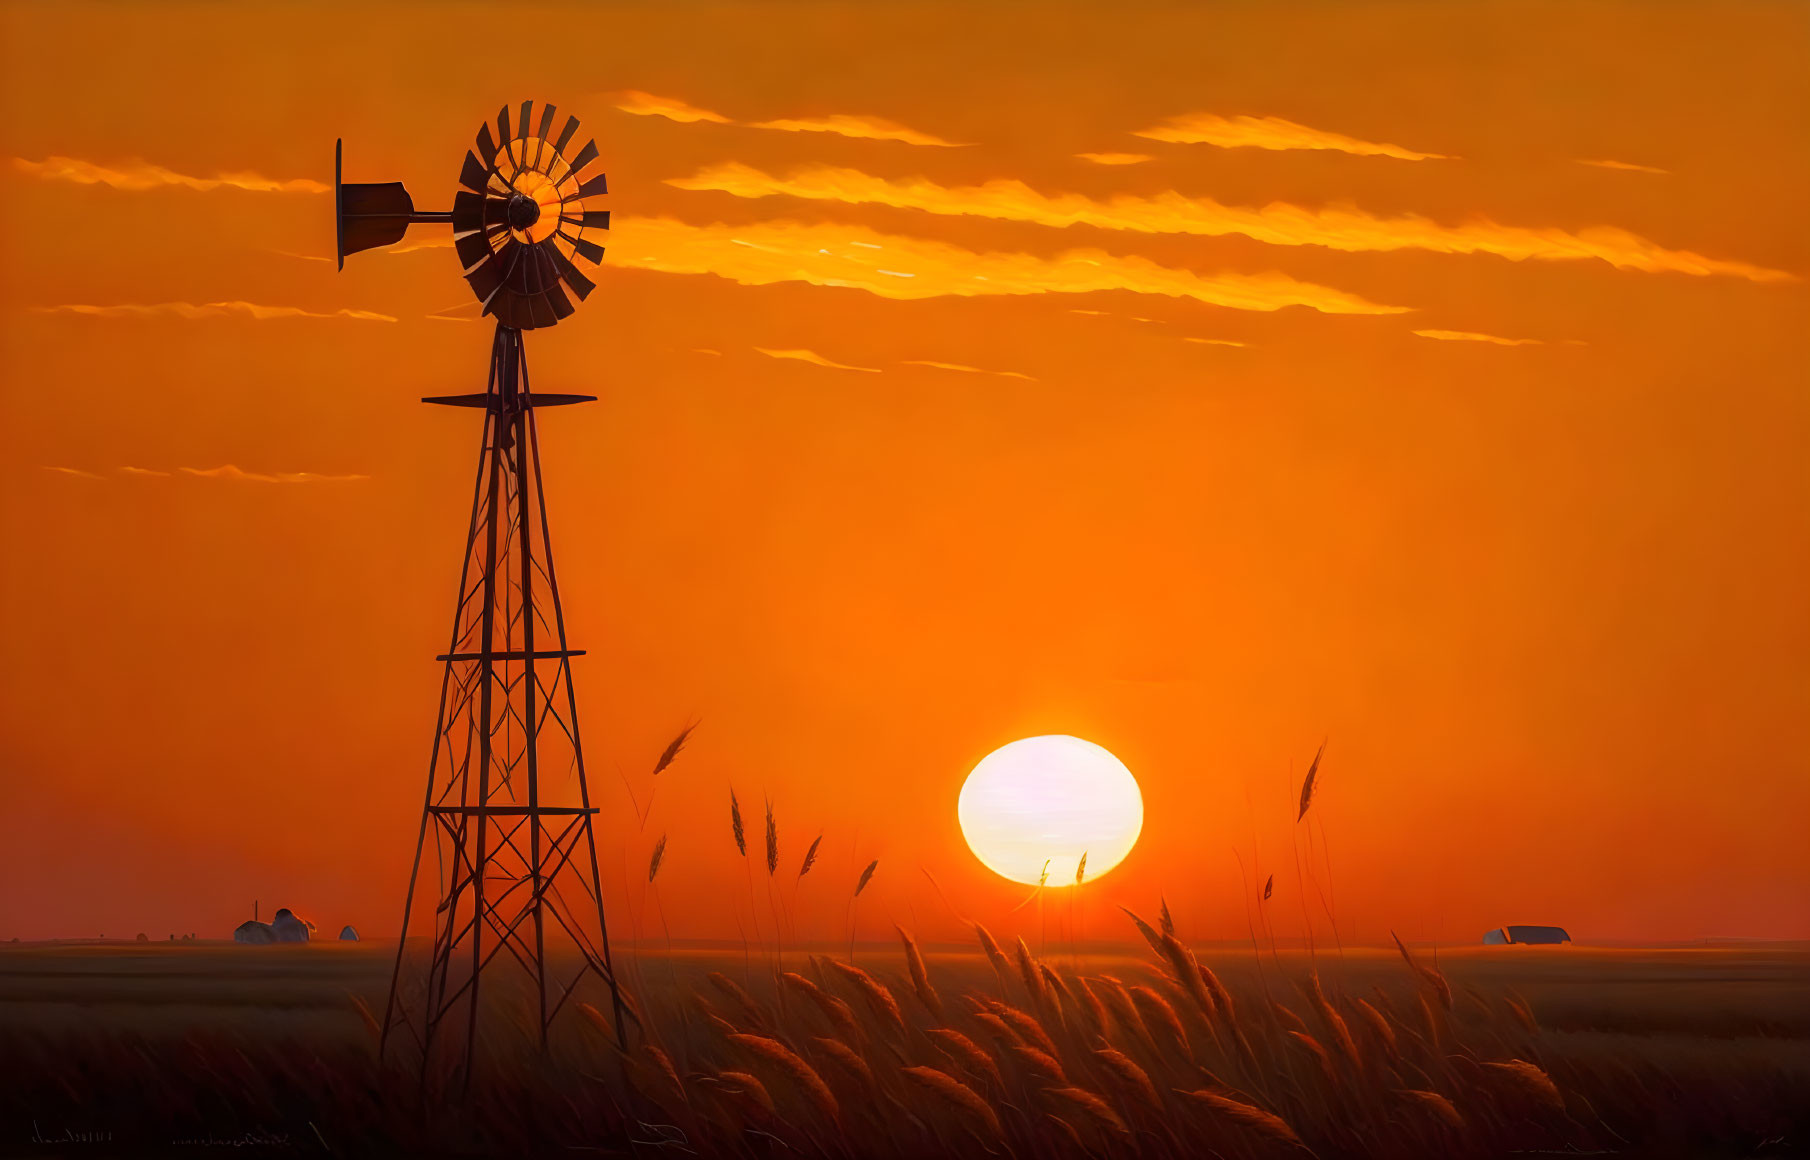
[33,302,397,322]
[611,91,957,146]
[749,114,965,147]
[179,465,368,483]
[606,215,1407,314]
[902,359,1036,381]
[1076,152,1154,166]
[614,91,732,124]
[669,163,1792,282]
[45,464,365,483]
[12,156,327,193]
[755,348,881,373]
[1182,337,1248,347]
[1133,113,1447,161]
[1413,328,1543,346]
[1578,158,1671,175]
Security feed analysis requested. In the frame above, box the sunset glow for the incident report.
[0,2,1804,949]
[959,736,1144,886]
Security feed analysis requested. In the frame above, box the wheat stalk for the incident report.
[728,1033,839,1124]
[1047,1086,1128,1134]
[827,959,904,1034]
[989,1000,1059,1057]
[1303,970,1360,1071]
[1482,1059,1565,1111]
[651,722,695,776]
[895,925,942,1017]
[1130,984,1191,1060]
[1297,738,1326,821]
[713,1069,776,1116]
[1092,1046,1162,1113]
[1178,1088,1308,1150]
[1014,936,1047,1008]
[926,1027,1002,1091]
[647,834,667,883]
[810,1036,874,1090]
[1010,1044,1068,1084]
[1397,1088,1464,1130]
[902,1066,1002,1139]
[780,971,862,1042]
[798,833,822,878]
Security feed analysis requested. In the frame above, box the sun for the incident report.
[958,735,1144,886]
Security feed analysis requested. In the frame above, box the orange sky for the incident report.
[2,2,1806,946]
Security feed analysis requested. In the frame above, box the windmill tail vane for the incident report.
[337,102,623,1093]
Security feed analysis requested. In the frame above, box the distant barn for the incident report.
[1483,925,1571,945]
[234,920,276,944]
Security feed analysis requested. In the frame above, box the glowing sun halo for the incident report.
[958,735,1144,886]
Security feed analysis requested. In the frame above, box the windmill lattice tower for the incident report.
[335,101,627,1088]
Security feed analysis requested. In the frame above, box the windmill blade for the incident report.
[544,278,575,322]
[452,190,488,233]
[553,115,580,158]
[573,172,609,200]
[528,243,561,295]
[565,139,600,181]
[551,246,596,300]
[497,105,513,160]
[455,229,496,273]
[562,232,605,265]
[459,151,491,195]
[534,103,555,167]
[466,239,519,303]
[487,289,526,329]
[561,210,611,231]
[518,100,533,148]
[476,123,499,168]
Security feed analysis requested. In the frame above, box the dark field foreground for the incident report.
[2,937,1805,1158]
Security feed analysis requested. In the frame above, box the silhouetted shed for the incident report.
[1483,925,1571,945]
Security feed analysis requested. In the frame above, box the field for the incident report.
[2,934,1806,1158]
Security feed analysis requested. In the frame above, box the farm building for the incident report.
[1483,925,1572,944]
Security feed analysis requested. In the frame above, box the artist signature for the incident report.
[30,1121,304,1148]
[169,1129,296,1148]
[29,1124,112,1145]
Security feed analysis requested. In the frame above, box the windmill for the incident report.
[335,102,625,1087]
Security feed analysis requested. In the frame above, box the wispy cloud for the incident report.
[749,114,965,147]
[1133,113,1447,161]
[1182,337,1248,347]
[44,464,366,483]
[901,359,1036,381]
[755,348,882,373]
[1075,152,1154,166]
[180,465,368,483]
[1577,158,1671,176]
[272,249,333,264]
[609,215,1408,314]
[611,90,958,146]
[1413,328,1543,346]
[13,155,327,193]
[615,91,732,123]
[32,301,397,322]
[669,163,1792,282]
[385,236,455,254]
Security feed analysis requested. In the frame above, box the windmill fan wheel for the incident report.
[452,101,609,330]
